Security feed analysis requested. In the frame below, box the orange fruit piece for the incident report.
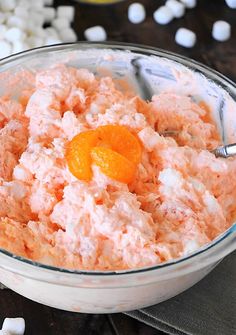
[91,147,137,184]
[97,125,142,165]
[65,125,142,183]
[65,130,98,181]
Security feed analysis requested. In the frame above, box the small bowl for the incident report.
[0,42,235,313]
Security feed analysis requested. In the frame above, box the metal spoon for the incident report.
[160,131,236,158]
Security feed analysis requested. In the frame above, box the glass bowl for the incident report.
[0,42,235,313]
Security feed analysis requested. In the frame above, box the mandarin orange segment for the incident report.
[97,125,142,165]
[91,146,137,184]
[65,130,98,181]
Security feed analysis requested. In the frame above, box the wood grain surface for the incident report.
[0,0,235,334]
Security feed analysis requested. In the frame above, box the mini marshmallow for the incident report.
[175,27,196,47]
[0,13,5,24]
[153,6,174,25]
[27,36,44,48]
[212,20,231,41]
[45,37,62,45]
[7,16,27,30]
[128,3,146,24]
[52,18,70,31]
[179,0,197,8]
[0,0,16,12]
[30,12,44,27]
[2,318,25,335]
[0,330,11,335]
[84,25,107,41]
[30,0,44,9]
[45,27,59,38]
[43,0,54,5]
[5,27,25,43]
[14,6,29,18]
[43,7,56,23]
[0,40,11,59]
[57,6,75,22]
[33,27,46,38]
[225,0,236,8]
[60,28,77,42]
[0,24,7,39]
[12,40,29,53]
[18,0,30,8]
[166,0,185,18]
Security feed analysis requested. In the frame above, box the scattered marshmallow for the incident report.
[153,6,174,25]
[179,0,197,8]
[212,20,231,41]
[14,6,28,18]
[84,25,107,41]
[30,0,44,9]
[2,318,25,335]
[0,0,16,12]
[12,40,29,53]
[52,18,70,31]
[60,28,77,42]
[57,6,75,22]
[166,0,185,18]
[0,13,5,24]
[29,12,44,27]
[45,27,59,38]
[43,7,56,23]
[45,37,62,46]
[27,36,44,48]
[0,24,7,39]
[0,40,12,58]
[175,27,197,47]
[5,27,25,43]
[0,330,11,335]
[225,0,236,8]
[43,0,54,5]
[7,16,27,30]
[128,3,146,24]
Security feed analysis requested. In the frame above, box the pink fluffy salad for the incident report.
[0,64,235,271]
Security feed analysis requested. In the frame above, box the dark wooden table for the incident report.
[0,0,235,334]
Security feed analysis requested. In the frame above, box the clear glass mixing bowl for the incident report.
[0,42,235,313]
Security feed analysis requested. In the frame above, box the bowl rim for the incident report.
[0,41,235,277]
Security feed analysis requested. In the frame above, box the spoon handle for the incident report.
[213,143,236,158]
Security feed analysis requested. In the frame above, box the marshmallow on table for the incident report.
[166,0,185,18]
[45,37,62,45]
[45,27,59,38]
[60,28,77,42]
[43,7,56,23]
[0,40,12,58]
[29,12,44,27]
[57,6,75,22]
[43,0,54,5]
[212,20,231,41]
[12,40,29,53]
[179,0,197,8]
[175,27,196,47]
[18,0,30,8]
[5,27,25,42]
[7,16,27,30]
[2,318,25,335]
[153,6,174,25]
[128,3,146,24]
[0,24,7,39]
[0,13,5,24]
[30,0,44,9]
[0,0,16,12]
[84,26,107,41]
[225,0,236,8]
[14,6,29,18]
[27,36,44,48]
[52,18,70,31]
